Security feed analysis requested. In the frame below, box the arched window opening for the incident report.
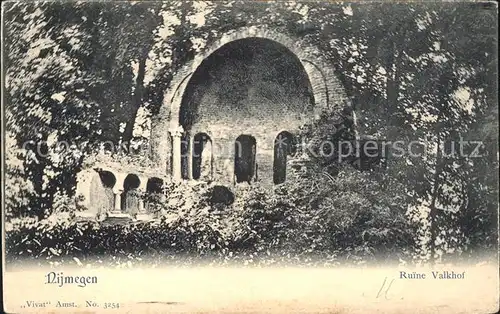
[146,177,164,214]
[100,171,116,212]
[90,170,116,214]
[99,171,116,188]
[192,133,213,180]
[121,174,141,214]
[273,131,296,184]
[234,135,257,184]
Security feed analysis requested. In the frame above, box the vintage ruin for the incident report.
[75,26,350,221]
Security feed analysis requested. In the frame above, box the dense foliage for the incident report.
[4,2,498,265]
[6,165,416,267]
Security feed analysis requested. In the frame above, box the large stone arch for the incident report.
[151,26,349,174]
[166,26,346,126]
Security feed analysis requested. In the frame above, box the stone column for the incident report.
[220,138,236,187]
[187,133,194,180]
[135,176,151,220]
[137,176,148,213]
[138,196,145,213]
[170,125,184,181]
[107,172,127,217]
[112,188,123,214]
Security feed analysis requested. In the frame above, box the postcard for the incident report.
[2,1,498,313]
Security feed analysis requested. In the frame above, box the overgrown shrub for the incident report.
[5,164,418,267]
[233,164,417,264]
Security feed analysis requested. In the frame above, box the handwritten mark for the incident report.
[376,277,395,300]
[136,301,184,305]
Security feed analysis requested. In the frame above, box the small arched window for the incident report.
[234,135,257,184]
[192,132,213,180]
[121,174,141,214]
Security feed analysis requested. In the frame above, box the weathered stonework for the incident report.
[151,26,348,174]
[76,25,350,222]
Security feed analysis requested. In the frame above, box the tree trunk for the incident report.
[122,55,147,148]
[429,134,443,265]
